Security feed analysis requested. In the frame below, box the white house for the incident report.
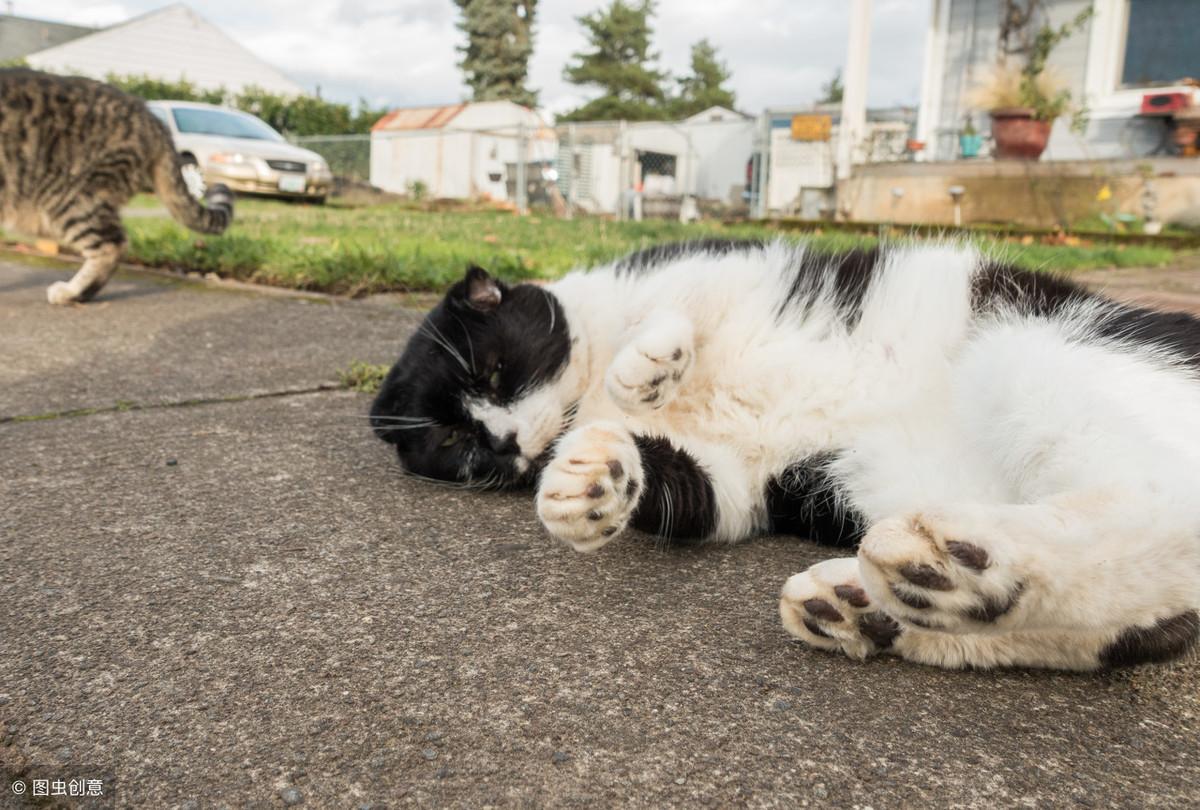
[17,4,302,96]
[369,101,556,201]
[0,13,92,63]
[916,0,1200,161]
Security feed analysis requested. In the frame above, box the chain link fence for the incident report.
[555,117,754,221]
[289,134,371,183]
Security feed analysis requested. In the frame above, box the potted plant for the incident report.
[969,6,1091,160]
[959,116,983,158]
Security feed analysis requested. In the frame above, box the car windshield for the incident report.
[170,107,283,142]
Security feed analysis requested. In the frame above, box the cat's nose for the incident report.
[485,430,519,457]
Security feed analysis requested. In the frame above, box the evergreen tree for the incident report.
[668,39,736,118]
[454,0,538,107]
[559,0,668,122]
[818,69,844,104]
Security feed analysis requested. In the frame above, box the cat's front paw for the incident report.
[46,281,80,305]
[604,313,694,414]
[536,422,643,552]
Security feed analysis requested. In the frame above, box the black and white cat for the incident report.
[371,240,1200,671]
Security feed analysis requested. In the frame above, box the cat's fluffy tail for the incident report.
[152,147,234,235]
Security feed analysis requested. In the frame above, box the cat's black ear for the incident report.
[461,264,502,312]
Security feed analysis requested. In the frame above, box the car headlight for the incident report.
[310,160,329,173]
[209,152,250,165]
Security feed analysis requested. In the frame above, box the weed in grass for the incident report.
[340,361,390,394]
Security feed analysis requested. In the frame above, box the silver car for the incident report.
[147,100,333,203]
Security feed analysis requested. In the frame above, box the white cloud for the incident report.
[18,0,931,115]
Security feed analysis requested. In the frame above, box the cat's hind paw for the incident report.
[780,557,903,659]
[536,422,644,552]
[604,312,693,414]
[857,513,1027,634]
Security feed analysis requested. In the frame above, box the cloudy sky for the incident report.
[23,0,931,115]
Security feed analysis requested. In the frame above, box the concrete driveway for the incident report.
[2,257,1198,808]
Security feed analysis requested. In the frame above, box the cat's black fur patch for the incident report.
[971,261,1092,318]
[370,267,570,487]
[1096,306,1200,367]
[614,238,766,275]
[1099,610,1199,668]
[779,248,883,328]
[973,261,1200,367]
[629,435,718,543]
[765,453,865,548]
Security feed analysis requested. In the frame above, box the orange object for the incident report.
[1140,92,1192,116]
[791,115,832,142]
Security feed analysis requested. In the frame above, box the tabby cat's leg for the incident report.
[536,423,758,551]
[605,308,694,414]
[47,205,125,305]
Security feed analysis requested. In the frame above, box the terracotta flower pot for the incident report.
[989,107,1052,160]
[1172,107,1200,157]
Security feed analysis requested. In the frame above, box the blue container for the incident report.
[960,134,983,158]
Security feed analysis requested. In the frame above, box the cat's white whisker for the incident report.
[421,320,470,374]
[449,313,478,374]
[543,287,556,334]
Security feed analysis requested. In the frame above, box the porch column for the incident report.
[836,0,872,180]
[915,0,950,161]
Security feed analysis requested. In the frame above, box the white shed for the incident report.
[369,101,556,201]
[680,107,755,202]
[557,107,755,216]
[25,4,303,97]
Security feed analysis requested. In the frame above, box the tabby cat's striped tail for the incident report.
[152,148,234,235]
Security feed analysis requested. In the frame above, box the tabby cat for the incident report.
[0,69,233,304]
[370,240,1200,672]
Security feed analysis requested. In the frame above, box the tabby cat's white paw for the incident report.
[536,422,643,552]
[46,281,79,305]
[604,314,694,413]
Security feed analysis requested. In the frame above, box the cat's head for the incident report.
[370,265,573,487]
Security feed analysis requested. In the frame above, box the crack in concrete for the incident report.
[0,383,345,425]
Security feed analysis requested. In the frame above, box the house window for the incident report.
[1120,0,1200,87]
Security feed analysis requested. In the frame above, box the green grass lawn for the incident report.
[113,196,1184,296]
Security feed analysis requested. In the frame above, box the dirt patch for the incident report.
[1077,255,1200,315]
